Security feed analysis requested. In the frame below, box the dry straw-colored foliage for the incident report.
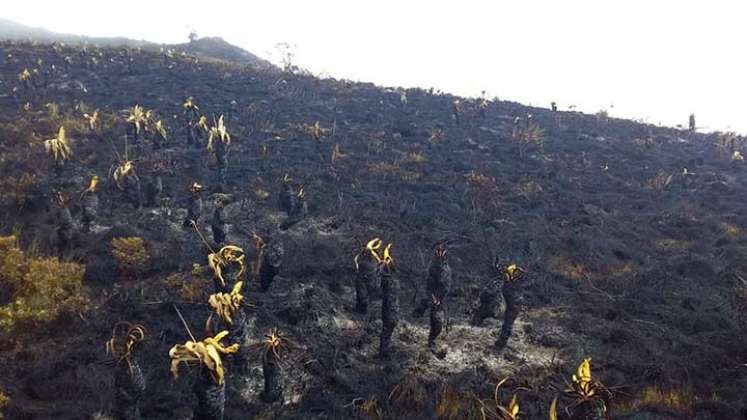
[110,237,149,277]
[0,235,88,332]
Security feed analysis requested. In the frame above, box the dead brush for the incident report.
[353,237,380,268]
[105,322,146,371]
[0,173,37,210]
[251,232,266,273]
[83,109,99,131]
[109,137,139,190]
[714,131,743,160]
[207,115,231,151]
[552,358,611,420]
[80,175,99,198]
[169,330,240,385]
[112,160,137,187]
[44,126,73,164]
[207,245,247,290]
[151,119,168,145]
[249,328,296,402]
[105,322,147,420]
[183,96,199,114]
[0,236,88,332]
[436,387,482,420]
[110,237,149,278]
[206,281,244,330]
[170,324,239,420]
[348,395,383,420]
[126,104,147,140]
[388,373,429,413]
[512,119,545,157]
[464,170,499,217]
[18,67,33,88]
[197,115,209,134]
[190,221,247,291]
[167,272,207,302]
[476,377,521,420]
[353,237,385,314]
[302,121,330,145]
[512,180,544,201]
[249,328,294,362]
[331,143,348,163]
[644,171,673,191]
[428,128,445,145]
[733,274,747,316]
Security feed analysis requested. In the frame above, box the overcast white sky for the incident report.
[4,1,746,133]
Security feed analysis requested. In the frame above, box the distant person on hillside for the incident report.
[689,114,696,132]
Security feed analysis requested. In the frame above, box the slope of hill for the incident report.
[0,40,745,419]
[0,18,274,68]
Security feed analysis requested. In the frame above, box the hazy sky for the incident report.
[4,1,746,133]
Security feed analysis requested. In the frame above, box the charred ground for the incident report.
[0,41,746,419]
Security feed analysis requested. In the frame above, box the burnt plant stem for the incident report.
[57,207,74,260]
[261,353,283,403]
[472,276,500,326]
[113,357,146,420]
[379,269,399,358]
[229,310,250,368]
[193,368,225,420]
[211,204,226,247]
[428,301,444,348]
[354,271,370,314]
[496,279,520,349]
[258,241,283,292]
[571,399,609,420]
[354,256,378,315]
[183,193,202,228]
[259,259,279,292]
[81,192,99,233]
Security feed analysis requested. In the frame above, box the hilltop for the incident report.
[0,39,745,419]
[0,18,274,69]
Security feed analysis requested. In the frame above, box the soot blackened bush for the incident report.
[206,245,247,294]
[255,235,284,292]
[210,199,226,247]
[377,244,398,359]
[182,97,200,146]
[53,193,75,260]
[472,268,501,326]
[142,174,162,208]
[250,328,292,403]
[353,238,383,315]
[170,331,239,420]
[207,115,231,188]
[207,281,249,372]
[495,261,526,350]
[193,367,226,420]
[106,322,146,420]
[278,175,308,230]
[413,245,452,348]
[551,358,611,420]
[126,105,146,143]
[183,182,204,228]
[80,176,99,233]
[278,175,294,215]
